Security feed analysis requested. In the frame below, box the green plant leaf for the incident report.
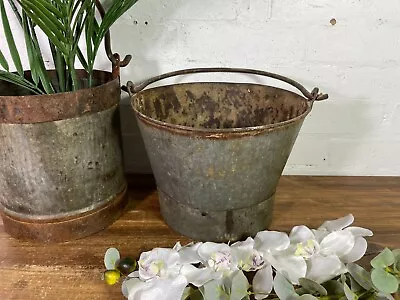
[230,271,249,300]
[93,0,139,56]
[341,274,359,300]
[200,279,229,300]
[17,0,69,55]
[299,278,328,296]
[35,0,63,19]
[27,17,55,93]
[188,288,204,300]
[392,249,400,272]
[6,0,22,26]
[297,295,319,300]
[371,268,399,294]
[0,70,44,94]
[0,49,9,71]
[349,276,363,293]
[104,248,120,270]
[374,291,395,300]
[322,280,344,295]
[0,0,24,76]
[273,273,298,300]
[22,11,39,84]
[20,0,66,34]
[371,248,395,269]
[347,263,374,290]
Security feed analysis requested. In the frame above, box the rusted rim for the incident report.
[132,82,313,136]
[0,70,120,124]
[0,185,128,243]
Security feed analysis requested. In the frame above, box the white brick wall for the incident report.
[1,0,400,175]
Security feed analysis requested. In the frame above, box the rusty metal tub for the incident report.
[126,68,328,242]
[0,70,127,242]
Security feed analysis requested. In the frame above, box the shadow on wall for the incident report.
[286,98,376,175]
[105,0,184,174]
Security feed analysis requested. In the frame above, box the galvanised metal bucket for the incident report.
[126,68,328,242]
[0,70,127,242]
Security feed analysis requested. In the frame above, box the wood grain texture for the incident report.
[1,176,399,299]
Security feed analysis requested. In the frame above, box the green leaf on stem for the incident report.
[0,49,9,71]
[299,278,328,296]
[0,0,24,76]
[347,263,374,290]
[371,248,395,269]
[371,268,398,294]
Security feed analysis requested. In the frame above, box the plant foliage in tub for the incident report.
[0,0,139,94]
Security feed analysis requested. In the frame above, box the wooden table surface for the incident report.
[1,176,399,299]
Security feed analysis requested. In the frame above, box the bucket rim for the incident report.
[131,81,313,135]
[0,69,120,124]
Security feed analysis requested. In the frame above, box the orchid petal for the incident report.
[198,242,234,272]
[124,277,152,300]
[178,242,203,264]
[319,231,355,257]
[318,214,354,232]
[127,271,139,278]
[231,237,255,251]
[231,237,264,271]
[253,264,273,299]
[269,250,307,284]
[198,242,231,261]
[122,277,141,298]
[180,264,214,287]
[343,227,373,237]
[254,231,290,254]
[306,255,346,283]
[289,226,315,243]
[138,248,180,280]
[341,237,368,263]
[311,229,329,243]
[128,276,188,300]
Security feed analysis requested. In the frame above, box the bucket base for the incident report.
[1,186,128,243]
[159,190,274,242]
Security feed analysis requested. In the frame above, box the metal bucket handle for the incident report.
[96,0,131,79]
[123,67,329,101]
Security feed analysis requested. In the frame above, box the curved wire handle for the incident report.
[122,67,329,101]
[95,0,132,78]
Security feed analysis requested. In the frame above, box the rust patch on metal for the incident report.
[0,70,120,124]
[1,186,128,243]
[133,82,312,140]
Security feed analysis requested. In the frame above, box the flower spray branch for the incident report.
[102,215,400,300]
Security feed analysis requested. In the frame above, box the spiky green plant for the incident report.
[0,0,138,94]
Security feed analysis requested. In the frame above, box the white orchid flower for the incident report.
[253,230,307,285]
[181,242,237,287]
[230,237,272,299]
[122,273,187,300]
[198,242,236,274]
[231,237,265,272]
[288,224,353,283]
[138,248,181,280]
[173,241,204,264]
[317,214,373,263]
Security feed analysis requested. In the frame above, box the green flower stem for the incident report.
[385,266,399,276]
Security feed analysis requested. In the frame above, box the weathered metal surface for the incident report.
[1,186,128,243]
[0,70,120,124]
[132,82,312,242]
[0,70,127,242]
[0,104,126,219]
